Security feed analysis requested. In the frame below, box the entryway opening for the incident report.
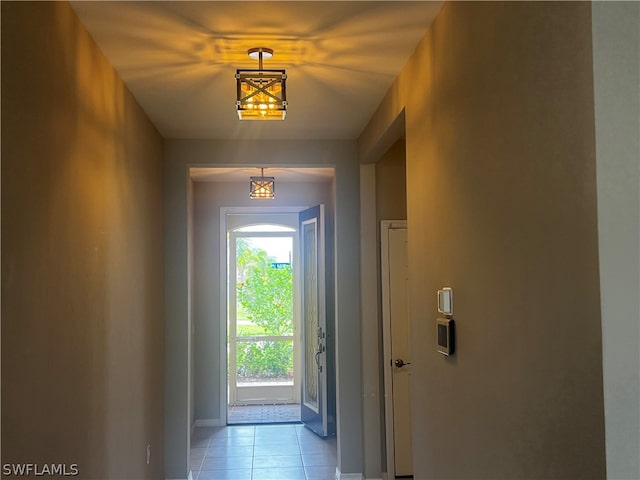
[227,218,302,424]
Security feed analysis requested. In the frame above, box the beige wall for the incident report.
[359,2,606,478]
[359,163,381,479]
[1,3,165,479]
[376,140,407,223]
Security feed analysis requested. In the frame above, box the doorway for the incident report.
[223,206,334,434]
[227,215,301,424]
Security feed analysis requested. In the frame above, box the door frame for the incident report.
[380,220,410,479]
[219,206,309,424]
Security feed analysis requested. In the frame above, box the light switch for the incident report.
[437,287,453,315]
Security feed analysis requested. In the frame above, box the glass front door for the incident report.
[299,205,329,437]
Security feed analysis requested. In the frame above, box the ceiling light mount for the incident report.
[248,47,273,63]
[236,47,287,121]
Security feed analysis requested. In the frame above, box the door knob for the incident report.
[394,359,411,368]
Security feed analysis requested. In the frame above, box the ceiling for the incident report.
[190,166,335,183]
[71,1,442,140]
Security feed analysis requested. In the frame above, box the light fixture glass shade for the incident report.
[249,173,275,199]
[236,70,287,120]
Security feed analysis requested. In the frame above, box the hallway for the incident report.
[190,424,337,480]
[2,2,638,480]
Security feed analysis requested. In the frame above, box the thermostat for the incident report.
[436,317,455,356]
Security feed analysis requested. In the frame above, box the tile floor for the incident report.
[190,424,337,480]
[227,404,301,424]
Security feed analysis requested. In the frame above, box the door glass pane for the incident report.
[236,237,294,337]
[302,221,319,411]
[236,339,294,386]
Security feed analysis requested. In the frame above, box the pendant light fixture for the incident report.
[236,48,287,120]
[249,168,275,199]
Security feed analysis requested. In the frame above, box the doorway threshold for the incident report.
[228,403,301,425]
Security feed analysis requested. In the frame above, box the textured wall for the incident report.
[360,2,606,478]
[1,3,165,478]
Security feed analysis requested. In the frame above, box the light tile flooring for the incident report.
[227,404,301,424]
[190,424,337,480]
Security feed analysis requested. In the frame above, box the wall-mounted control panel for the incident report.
[436,287,455,356]
[436,317,455,356]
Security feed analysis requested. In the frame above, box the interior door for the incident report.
[299,205,328,437]
[381,223,414,477]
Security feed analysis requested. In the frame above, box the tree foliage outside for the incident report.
[236,239,294,380]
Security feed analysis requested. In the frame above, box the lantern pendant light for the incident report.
[249,168,275,199]
[236,48,287,120]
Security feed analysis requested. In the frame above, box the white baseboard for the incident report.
[194,418,223,427]
[335,467,364,480]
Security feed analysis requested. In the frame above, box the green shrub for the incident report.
[236,241,294,378]
[236,341,293,378]
[238,266,293,336]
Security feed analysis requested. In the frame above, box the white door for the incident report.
[381,222,413,477]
